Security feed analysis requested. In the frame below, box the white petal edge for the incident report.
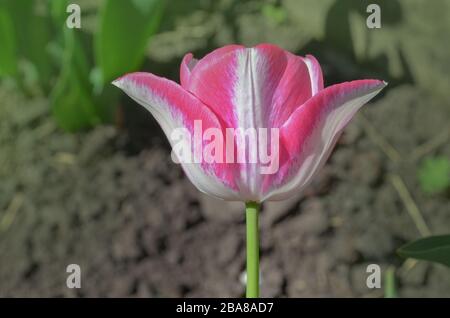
[112,76,240,201]
[262,81,387,201]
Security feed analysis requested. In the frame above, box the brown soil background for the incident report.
[1,83,449,297]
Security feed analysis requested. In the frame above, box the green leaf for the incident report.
[384,266,397,298]
[95,0,165,84]
[51,28,102,131]
[1,0,53,88]
[418,156,450,194]
[398,235,450,267]
[50,0,70,26]
[0,6,17,76]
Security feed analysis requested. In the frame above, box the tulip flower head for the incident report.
[113,44,386,298]
[113,44,386,203]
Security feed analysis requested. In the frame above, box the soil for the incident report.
[0,82,449,297]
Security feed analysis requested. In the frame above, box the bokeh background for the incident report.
[0,0,449,297]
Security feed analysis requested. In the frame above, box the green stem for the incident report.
[245,201,260,298]
[384,266,397,298]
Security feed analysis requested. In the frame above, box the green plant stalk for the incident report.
[384,266,397,298]
[245,201,260,298]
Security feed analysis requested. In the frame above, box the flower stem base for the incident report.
[245,201,260,298]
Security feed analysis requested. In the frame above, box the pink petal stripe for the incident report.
[182,44,326,199]
[262,79,386,200]
[113,72,240,199]
[186,44,245,128]
[185,43,323,129]
[266,48,313,127]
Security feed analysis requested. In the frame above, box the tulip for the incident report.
[113,44,386,297]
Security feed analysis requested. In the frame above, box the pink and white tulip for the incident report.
[113,44,386,202]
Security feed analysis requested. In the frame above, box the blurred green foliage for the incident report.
[261,3,287,26]
[0,0,449,132]
[51,27,103,131]
[418,156,450,195]
[0,6,17,77]
[0,0,165,131]
[96,0,165,84]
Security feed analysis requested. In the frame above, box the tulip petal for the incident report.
[267,49,315,127]
[303,54,324,95]
[186,44,324,129]
[180,53,198,88]
[184,44,327,198]
[263,79,387,201]
[185,44,245,127]
[113,72,240,200]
